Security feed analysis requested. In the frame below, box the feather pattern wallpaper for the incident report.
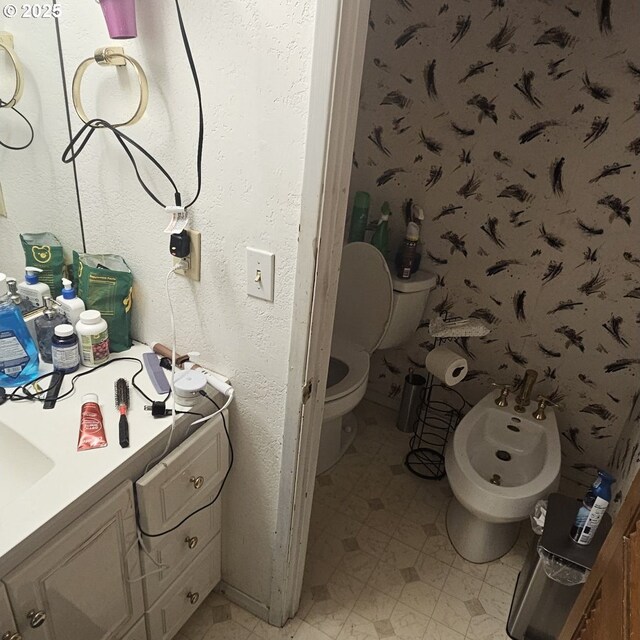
[349,0,640,489]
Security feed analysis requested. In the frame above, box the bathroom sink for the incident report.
[0,421,54,509]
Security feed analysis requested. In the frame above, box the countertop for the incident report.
[0,342,204,572]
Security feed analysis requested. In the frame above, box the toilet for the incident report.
[445,389,561,563]
[316,242,436,475]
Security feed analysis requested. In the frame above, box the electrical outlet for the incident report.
[0,181,6,217]
[174,229,201,281]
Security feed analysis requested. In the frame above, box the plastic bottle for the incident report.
[56,278,86,326]
[52,324,80,373]
[34,297,66,364]
[396,221,421,279]
[571,470,615,545]
[17,267,51,310]
[371,201,391,256]
[348,191,370,243]
[0,273,40,386]
[76,310,110,367]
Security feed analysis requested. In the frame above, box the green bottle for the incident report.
[371,201,391,256]
[347,191,370,242]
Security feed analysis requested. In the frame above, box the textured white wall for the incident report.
[0,17,82,277]
[57,0,317,611]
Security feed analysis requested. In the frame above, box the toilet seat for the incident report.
[325,340,369,402]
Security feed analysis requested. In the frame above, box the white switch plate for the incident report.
[247,248,275,301]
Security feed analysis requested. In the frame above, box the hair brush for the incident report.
[115,378,130,448]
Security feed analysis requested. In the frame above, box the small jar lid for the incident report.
[79,310,101,324]
[55,324,74,338]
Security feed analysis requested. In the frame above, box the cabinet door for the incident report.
[5,483,144,640]
[0,582,19,639]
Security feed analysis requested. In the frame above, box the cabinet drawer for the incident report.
[120,616,147,640]
[136,415,228,533]
[145,535,221,640]
[5,482,144,640]
[0,582,18,637]
[141,501,221,607]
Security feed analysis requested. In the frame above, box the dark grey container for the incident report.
[396,372,426,432]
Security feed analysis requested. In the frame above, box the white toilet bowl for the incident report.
[316,243,436,475]
[445,390,561,562]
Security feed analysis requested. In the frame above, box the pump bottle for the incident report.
[17,267,51,310]
[56,278,86,326]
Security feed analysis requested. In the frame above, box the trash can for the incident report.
[396,371,426,432]
[507,493,611,640]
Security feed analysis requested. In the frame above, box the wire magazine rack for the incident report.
[405,318,467,481]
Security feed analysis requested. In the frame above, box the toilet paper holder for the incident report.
[405,313,469,481]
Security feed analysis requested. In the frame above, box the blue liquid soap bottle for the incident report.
[0,273,40,386]
[571,470,615,545]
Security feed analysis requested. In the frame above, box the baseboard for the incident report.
[218,581,270,622]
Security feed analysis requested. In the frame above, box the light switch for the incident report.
[247,248,275,301]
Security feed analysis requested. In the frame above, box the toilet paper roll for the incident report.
[425,346,468,386]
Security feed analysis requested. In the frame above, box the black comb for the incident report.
[115,378,130,448]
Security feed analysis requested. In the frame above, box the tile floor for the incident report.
[178,400,532,640]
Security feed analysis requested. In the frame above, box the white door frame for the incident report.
[268,0,371,626]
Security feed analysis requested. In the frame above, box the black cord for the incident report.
[137,390,233,538]
[8,357,160,405]
[61,118,180,208]
[60,0,204,212]
[0,103,35,150]
[174,0,204,210]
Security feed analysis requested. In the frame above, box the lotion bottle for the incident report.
[56,278,86,326]
[17,267,51,310]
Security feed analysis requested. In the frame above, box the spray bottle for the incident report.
[370,202,391,257]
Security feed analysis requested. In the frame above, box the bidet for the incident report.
[445,388,561,562]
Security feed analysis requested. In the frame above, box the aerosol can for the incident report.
[571,470,615,545]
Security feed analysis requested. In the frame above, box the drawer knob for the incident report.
[2,632,22,640]
[186,535,199,550]
[27,610,47,628]
[190,475,204,490]
[187,591,200,605]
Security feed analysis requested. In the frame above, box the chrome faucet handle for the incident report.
[490,381,512,407]
[532,395,563,421]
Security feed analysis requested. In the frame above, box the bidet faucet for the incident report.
[514,369,538,413]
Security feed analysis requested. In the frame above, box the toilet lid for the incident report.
[333,242,393,354]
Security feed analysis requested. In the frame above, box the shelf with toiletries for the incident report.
[0,341,229,640]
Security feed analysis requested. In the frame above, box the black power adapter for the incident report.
[170,230,191,258]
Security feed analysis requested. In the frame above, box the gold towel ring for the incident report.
[0,32,24,109]
[72,47,148,128]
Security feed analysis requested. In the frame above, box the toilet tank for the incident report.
[378,270,437,350]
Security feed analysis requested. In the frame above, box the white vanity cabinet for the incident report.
[0,583,19,640]
[0,405,228,640]
[3,483,144,640]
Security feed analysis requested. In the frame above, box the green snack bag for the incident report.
[20,232,65,298]
[73,251,133,352]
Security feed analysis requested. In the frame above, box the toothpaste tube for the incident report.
[78,393,108,451]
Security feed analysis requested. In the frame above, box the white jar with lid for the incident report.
[76,310,110,366]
